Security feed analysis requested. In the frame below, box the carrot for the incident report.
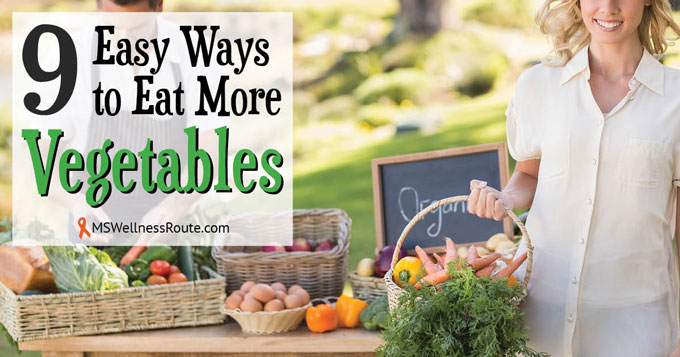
[468,245,479,261]
[444,237,458,263]
[423,269,450,285]
[120,246,147,267]
[493,252,528,280]
[415,245,431,263]
[415,246,441,275]
[474,263,495,278]
[433,252,446,268]
[469,253,500,271]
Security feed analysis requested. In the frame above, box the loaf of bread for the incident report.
[0,244,58,294]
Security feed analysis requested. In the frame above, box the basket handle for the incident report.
[389,195,534,292]
[310,296,338,306]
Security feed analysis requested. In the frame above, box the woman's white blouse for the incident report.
[508,45,680,356]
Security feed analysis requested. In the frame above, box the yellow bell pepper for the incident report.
[393,256,423,287]
[336,295,369,328]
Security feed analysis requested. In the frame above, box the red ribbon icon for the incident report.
[78,217,91,239]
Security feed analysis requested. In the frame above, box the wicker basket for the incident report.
[212,209,350,299]
[0,271,226,342]
[220,303,310,334]
[347,271,386,303]
[385,195,534,310]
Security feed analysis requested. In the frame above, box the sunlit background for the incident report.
[2,0,680,354]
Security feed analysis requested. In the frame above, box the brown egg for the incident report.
[292,289,310,305]
[284,294,302,309]
[274,290,287,301]
[251,284,276,303]
[240,281,256,293]
[240,297,263,312]
[264,299,285,312]
[232,290,245,297]
[270,282,287,292]
[288,284,303,294]
[225,294,243,309]
[243,292,255,301]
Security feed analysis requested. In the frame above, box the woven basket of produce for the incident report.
[212,209,350,300]
[384,195,534,310]
[221,282,312,334]
[347,271,386,303]
[0,245,226,342]
[379,195,545,356]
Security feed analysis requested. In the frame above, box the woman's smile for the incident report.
[594,18,624,31]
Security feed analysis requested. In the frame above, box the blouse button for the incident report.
[571,277,578,284]
[592,158,597,165]
[587,198,593,205]
[579,237,585,244]
[568,314,575,323]
[629,78,638,89]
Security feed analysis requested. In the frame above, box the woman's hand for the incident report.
[467,179,515,221]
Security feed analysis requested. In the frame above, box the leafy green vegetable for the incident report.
[44,245,129,293]
[191,246,217,279]
[102,246,130,266]
[377,259,547,357]
[360,295,390,331]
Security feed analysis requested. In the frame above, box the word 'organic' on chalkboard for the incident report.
[372,143,512,253]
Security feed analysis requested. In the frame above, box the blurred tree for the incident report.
[672,0,680,10]
[389,0,448,43]
[298,0,449,91]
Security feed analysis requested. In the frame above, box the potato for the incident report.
[495,240,517,253]
[486,233,511,252]
[356,258,375,277]
[476,247,490,256]
[457,246,468,259]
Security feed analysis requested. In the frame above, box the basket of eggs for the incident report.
[221,281,312,334]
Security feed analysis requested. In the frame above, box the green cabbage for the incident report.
[43,245,129,293]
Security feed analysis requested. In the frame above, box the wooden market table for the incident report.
[18,321,383,357]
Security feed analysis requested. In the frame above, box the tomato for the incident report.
[168,273,188,283]
[168,265,181,275]
[150,260,171,276]
[147,275,168,285]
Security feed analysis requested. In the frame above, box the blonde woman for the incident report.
[467,0,680,355]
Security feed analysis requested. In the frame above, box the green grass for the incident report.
[0,339,38,357]
[293,97,513,272]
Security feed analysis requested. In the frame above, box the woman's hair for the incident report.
[536,0,680,65]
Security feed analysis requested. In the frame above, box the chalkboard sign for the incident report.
[372,143,511,253]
